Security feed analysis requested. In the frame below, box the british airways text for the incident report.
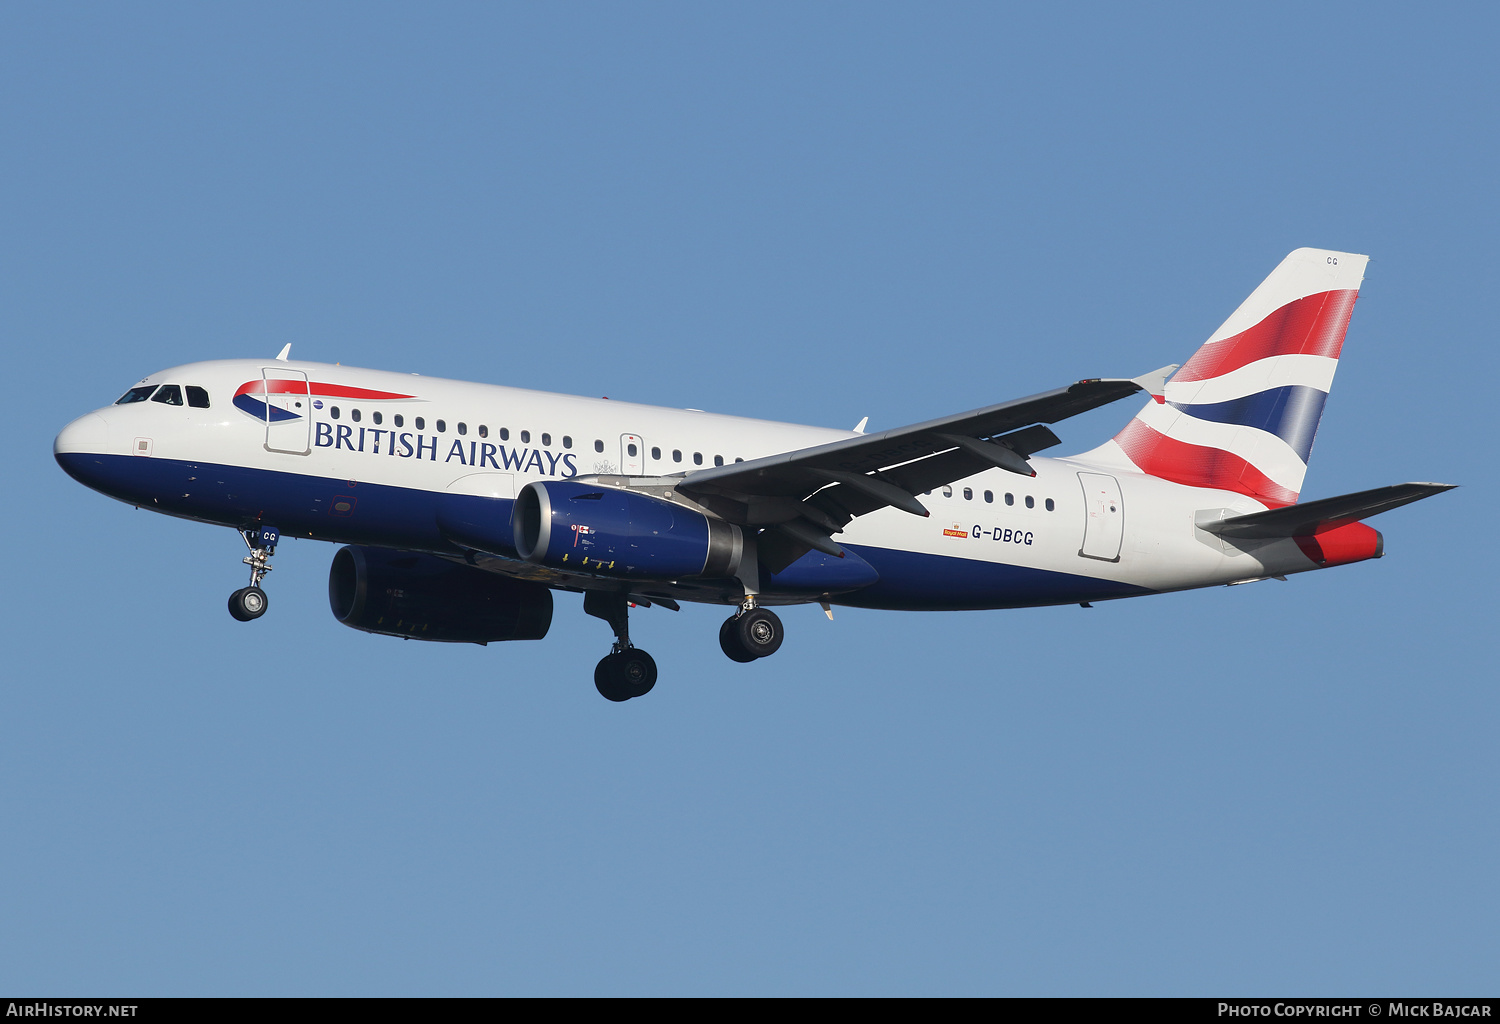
[314,422,578,476]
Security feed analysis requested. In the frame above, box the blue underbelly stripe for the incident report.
[840,543,1152,610]
[55,451,455,551]
[55,452,1154,610]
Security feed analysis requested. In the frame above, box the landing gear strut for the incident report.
[719,597,784,662]
[584,591,658,702]
[228,526,279,622]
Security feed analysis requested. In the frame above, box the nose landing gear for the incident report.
[228,526,278,622]
[584,591,658,702]
[719,598,784,662]
[228,585,268,621]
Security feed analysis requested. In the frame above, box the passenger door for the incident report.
[1077,472,1124,562]
[262,368,311,455]
[620,434,644,476]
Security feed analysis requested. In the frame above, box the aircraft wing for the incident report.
[676,367,1174,571]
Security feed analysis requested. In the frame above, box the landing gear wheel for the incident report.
[594,648,658,701]
[734,608,783,659]
[594,656,630,702]
[719,616,759,663]
[617,648,657,696]
[228,586,268,622]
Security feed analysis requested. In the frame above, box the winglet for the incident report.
[852,416,868,435]
[275,343,293,362]
[1130,364,1177,404]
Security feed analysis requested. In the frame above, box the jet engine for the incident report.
[513,480,743,579]
[328,545,553,644]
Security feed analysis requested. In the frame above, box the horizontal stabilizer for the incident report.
[1202,482,1456,539]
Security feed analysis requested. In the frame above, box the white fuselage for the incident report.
[55,357,1330,612]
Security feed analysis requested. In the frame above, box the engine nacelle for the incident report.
[513,480,743,580]
[328,545,553,644]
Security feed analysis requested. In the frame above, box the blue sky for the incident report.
[2,2,1494,995]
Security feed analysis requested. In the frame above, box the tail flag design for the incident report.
[1104,248,1368,507]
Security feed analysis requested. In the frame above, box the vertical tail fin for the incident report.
[1099,247,1368,507]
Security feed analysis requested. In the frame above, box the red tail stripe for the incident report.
[1114,419,1298,508]
[1173,289,1358,383]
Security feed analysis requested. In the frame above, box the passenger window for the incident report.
[1025,495,1035,508]
[500,427,509,441]
[693,452,703,465]
[714,455,724,466]
[331,406,341,420]
[594,439,604,453]
[185,386,210,408]
[351,408,361,423]
[942,485,953,498]
[563,436,572,449]
[963,487,972,500]
[520,430,530,443]
[1045,498,1055,512]
[628,443,638,457]
[150,385,183,406]
[458,422,467,435]
[372,411,382,425]
[651,446,661,460]
[1005,492,1014,505]
[394,414,404,428]
[542,433,551,447]
[735,457,743,463]
[415,417,425,430]
[436,419,446,432]
[116,385,157,404]
[478,425,488,438]
[984,490,993,503]
[673,450,682,463]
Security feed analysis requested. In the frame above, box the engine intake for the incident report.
[329,545,553,644]
[514,480,742,579]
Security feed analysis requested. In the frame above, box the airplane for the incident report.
[54,247,1453,701]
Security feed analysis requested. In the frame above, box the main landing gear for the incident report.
[719,599,784,663]
[584,591,658,702]
[228,526,279,623]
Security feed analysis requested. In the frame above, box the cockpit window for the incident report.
[186,386,210,408]
[150,384,184,406]
[116,385,157,404]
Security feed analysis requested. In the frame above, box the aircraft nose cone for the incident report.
[54,412,125,494]
[55,412,112,456]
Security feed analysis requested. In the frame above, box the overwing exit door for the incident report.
[620,434,644,475]
[1078,472,1124,562]
[263,368,311,455]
